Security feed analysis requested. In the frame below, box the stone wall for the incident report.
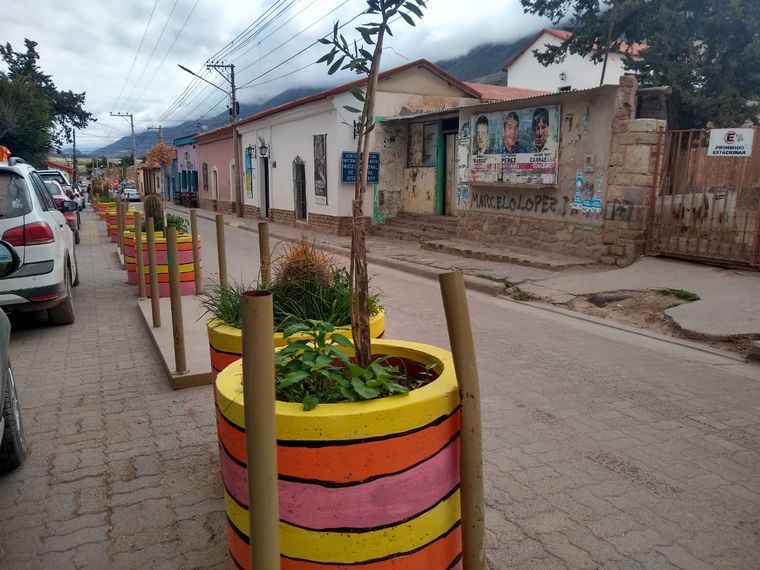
[200,198,217,212]
[601,117,665,265]
[270,208,296,226]
[308,213,356,236]
[242,205,261,219]
[376,123,406,220]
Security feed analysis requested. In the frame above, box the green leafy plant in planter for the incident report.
[275,320,409,410]
[200,239,380,332]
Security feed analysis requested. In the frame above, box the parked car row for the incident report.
[0,154,84,472]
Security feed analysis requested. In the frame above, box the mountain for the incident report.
[90,35,534,157]
[88,85,323,158]
[434,35,531,82]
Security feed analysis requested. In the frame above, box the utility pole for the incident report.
[110,112,137,169]
[206,62,242,217]
[147,125,164,143]
[72,131,78,186]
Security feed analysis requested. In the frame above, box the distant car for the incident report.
[123,187,139,202]
[37,170,82,210]
[0,156,79,325]
[0,243,25,471]
[44,181,80,244]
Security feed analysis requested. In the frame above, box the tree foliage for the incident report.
[0,39,93,162]
[145,141,174,167]
[319,0,425,366]
[519,0,760,127]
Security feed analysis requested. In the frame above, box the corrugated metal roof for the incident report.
[381,85,610,122]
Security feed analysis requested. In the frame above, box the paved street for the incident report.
[2,210,760,569]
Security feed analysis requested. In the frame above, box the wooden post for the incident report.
[135,221,146,299]
[166,226,187,374]
[438,271,485,570]
[146,217,161,328]
[190,209,203,294]
[258,221,271,284]
[240,290,279,569]
[115,200,123,253]
[118,201,127,268]
[216,213,228,288]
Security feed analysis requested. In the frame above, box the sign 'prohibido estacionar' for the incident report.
[707,128,755,156]
[470,105,560,185]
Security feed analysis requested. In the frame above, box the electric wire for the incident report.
[113,0,159,111]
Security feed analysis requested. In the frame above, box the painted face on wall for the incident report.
[533,117,548,151]
[475,120,489,154]
[503,117,519,151]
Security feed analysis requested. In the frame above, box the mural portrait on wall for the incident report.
[470,104,561,185]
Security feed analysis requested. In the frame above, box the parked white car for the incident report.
[0,157,79,324]
[123,187,139,202]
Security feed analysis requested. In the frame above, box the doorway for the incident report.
[293,157,306,220]
[260,158,270,218]
[211,168,219,212]
[444,133,457,215]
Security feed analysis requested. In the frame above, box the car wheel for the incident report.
[48,265,75,325]
[0,362,26,472]
[76,211,81,227]
[74,229,80,245]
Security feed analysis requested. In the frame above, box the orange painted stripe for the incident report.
[217,408,461,484]
[210,345,240,373]
[226,520,461,570]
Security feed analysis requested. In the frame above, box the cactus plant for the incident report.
[143,194,164,224]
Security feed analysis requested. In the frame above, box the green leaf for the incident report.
[315,355,332,368]
[346,362,368,379]
[404,2,423,17]
[283,323,310,339]
[349,87,366,101]
[370,360,387,378]
[328,57,344,75]
[330,333,354,349]
[399,11,415,25]
[278,370,309,388]
[385,382,409,393]
[343,105,361,114]
[302,394,320,411]
[316,52,333,64]
[318,37,332,45]
[351,378,380,399]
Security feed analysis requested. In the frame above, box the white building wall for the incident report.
[508,32,628,92]
[238,99,339,217]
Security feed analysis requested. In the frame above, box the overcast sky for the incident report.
[3,0,548,150]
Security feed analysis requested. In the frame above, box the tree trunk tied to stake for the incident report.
[320,0,426,366]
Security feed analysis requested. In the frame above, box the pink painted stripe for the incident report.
[219,438,460,530]
[147,281,196,297]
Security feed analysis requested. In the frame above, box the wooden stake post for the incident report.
[146,217,161,328]
[134,221,146,299]
[240,291,279,569]
[216,214,228,288]
[438,271,485,570]
[166,227,187,374]
[258,221,271,284]
[190,209,202,294]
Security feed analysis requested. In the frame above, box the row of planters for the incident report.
[200,240,463,569]
[101,194,202,297]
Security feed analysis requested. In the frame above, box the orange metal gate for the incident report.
[647,127,760,268]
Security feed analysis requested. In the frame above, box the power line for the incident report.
[114,0,159,110]
[129,0,201,107]
[122,0,182,109]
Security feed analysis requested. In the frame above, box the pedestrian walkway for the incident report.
[0,212,227,568]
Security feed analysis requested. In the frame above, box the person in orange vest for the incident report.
[0,146,11,162]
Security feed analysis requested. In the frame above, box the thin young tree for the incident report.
[319,0,425,366]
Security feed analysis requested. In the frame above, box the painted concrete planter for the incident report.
[207,310,386,382]
[106,209,142,242]
[95,202,112,219]
[123,230,201,297]
[215,339,462,569]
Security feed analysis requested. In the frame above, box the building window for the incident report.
[202,163,209,192]
[407,122,438,167]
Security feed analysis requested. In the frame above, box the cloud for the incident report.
[3,0,549,150]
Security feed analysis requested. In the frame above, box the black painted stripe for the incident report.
[447,553,463,569]
[278,520,463,567]
[215,401,460,447]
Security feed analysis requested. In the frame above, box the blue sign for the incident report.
[341,151,379,183]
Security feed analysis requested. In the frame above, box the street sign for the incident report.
[341,151,379,183]
[707,128,754,156]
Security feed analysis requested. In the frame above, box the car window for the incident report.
[39,172,68,185]
[44,181,61,197]
[0,171,32,218]
[30,172,57,211]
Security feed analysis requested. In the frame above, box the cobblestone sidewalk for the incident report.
[0,213,227,568]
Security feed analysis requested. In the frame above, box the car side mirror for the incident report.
[62,200,78,212]
[0,240,22,279]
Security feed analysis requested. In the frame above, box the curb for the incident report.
[167,205,506,296]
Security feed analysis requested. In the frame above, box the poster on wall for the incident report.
[313,134,327,205]
[470,105,560,185]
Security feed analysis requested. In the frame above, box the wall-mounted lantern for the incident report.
[559,72,568,82]
[259,141,269,158]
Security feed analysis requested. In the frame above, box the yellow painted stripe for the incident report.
[122,231,196,244]
[208,310,385,355]
[216,339,459,441]
[224,488,460,563]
